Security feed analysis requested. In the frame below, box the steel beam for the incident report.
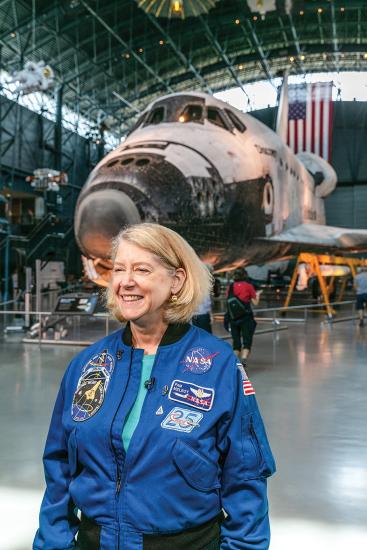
[143,12,212,93]
[198,15,250,101]
[243,19,273,84]
[329,1,340,70]
[79,0,173,94]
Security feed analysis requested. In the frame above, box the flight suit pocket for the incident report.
[172,439,221,492]
[67,429,78,477]
[241,412,276,480]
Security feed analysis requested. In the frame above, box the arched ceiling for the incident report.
[1,0,367,135]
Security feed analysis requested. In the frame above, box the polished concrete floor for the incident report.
[1,315,367,549]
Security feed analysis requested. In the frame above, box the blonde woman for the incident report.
[34,223,275,550]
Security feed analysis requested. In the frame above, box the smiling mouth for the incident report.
[121,295,143,302]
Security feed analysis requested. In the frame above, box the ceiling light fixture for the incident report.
[136,0,219,19]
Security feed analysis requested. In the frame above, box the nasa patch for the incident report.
[71,350,114,422]
[168,380,215,411]
[161,407,203,433]
[181,347,219,374]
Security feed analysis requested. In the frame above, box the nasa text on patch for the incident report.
[168,380,215,411]
[161,407,203,433]
[181,347,219,374]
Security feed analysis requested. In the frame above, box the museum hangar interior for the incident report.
[0,1,366,549]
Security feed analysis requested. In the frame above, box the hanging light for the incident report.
[136,0,219,19]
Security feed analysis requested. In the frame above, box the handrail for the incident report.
[26,232,65,260]
[215,299,354,317]
[27,213,57,242]
[0,300,355,319]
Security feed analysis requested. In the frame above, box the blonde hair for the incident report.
[106,223,213,323]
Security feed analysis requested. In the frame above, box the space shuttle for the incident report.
[75,77,367,286]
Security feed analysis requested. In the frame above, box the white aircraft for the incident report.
[74,79,367,285]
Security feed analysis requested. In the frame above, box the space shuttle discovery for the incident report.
[75,79,367,285]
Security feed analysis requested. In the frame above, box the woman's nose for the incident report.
[118,270,136,287]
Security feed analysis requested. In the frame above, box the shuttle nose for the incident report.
[75,188,141,259]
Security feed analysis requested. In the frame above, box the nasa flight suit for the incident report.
[33,323,276,550]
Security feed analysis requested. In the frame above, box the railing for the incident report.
[215,299,355,321]
[26,229,71,262]
[0,299,357,347]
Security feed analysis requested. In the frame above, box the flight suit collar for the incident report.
[122,322,191,347]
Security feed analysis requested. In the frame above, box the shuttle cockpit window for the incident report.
[207,107,230,130]
[126,112,148,136]
[225,109,247,133]
[144,106,165,126]
[178,104,203,124]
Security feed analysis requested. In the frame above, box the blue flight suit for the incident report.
[33,323,275,550]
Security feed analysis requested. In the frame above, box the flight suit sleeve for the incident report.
[218,361,276,550]
[33,368,79,550]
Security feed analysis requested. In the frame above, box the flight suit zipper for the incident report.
[119,351,160,525]
[110,347,134,549]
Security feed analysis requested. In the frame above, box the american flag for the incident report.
[287,82,334,162]
[243,379,256,396]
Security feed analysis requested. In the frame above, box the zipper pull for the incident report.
[116,471,121,493]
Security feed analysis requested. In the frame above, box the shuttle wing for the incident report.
[265,223,367,250]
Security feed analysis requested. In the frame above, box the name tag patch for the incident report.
[161,407,203,433]
[168,380,215,411]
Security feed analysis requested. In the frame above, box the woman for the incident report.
[34,223,275,550]
[226,268,261,365]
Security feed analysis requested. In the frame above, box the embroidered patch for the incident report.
[243,380,256,396]
[168,380,215,411]
[181,347,219,374]
[156,406,164,415]
[235,361,255,396]
[71,350,115,421]
[161,407,203,433]
[236,361,248,381]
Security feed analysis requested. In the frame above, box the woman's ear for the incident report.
[172,268,186,295]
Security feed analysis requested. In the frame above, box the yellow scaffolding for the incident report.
[283,253,367,318]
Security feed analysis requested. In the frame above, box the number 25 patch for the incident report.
[161,407,203,433]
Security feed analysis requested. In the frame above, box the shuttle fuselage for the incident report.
[75,92,338,277]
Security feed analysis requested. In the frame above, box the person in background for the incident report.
[192,263,213,333]
[354,267,367,327]
[33,223,275,550]
[227,267,261,365]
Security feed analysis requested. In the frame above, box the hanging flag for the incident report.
[287,82,333,162]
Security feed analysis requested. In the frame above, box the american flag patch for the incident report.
[243,380,255,396]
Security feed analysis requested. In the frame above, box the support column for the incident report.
[54,84,64,170]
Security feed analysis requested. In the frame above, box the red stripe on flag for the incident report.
[294,120,298,153]
[243,380,255,395]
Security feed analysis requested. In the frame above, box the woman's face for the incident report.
[111,240,184,325]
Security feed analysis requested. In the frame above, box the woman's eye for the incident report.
[136,267,149,273]
[113,268,124,273]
